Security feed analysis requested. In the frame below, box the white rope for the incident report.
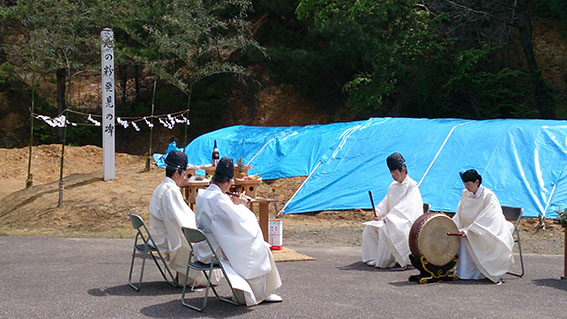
[35,112,189,131]
[542,183,557,218]
[280,161,322,214]
[280,123,366,213]
[418,121,474,187]
[246,131,294,166]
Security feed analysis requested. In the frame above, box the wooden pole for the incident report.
[562,226,567,279]
[144,78,157,172]
[57,116,67,208]
[26,71,36,188]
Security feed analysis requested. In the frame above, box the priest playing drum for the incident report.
[361,152,424,269]
[452,169,515,284]
[194,157,283,306]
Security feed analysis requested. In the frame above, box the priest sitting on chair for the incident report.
[148,150,220,287]
[361,152,424,270]
[194,157,282,306]
[452,169,514,284]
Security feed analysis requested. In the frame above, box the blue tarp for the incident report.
[161,122,363,179]
[155,118,567,218]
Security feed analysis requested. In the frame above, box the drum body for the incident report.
[409,212,459,266]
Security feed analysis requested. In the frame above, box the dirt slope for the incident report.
[0,145,317,238]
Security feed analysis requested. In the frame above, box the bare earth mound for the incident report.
[0,145,564,255]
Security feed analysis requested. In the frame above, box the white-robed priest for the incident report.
[452,169,514,284]
[361,152,424,269]
[194,157,282,306]
[148,150,220,287]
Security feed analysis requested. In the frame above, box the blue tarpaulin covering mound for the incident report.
[155,118,567,218]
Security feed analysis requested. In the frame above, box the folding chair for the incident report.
[181,226,241,312]
[501,206,525,278]
[127,212,177,291]
[423,203,431,213]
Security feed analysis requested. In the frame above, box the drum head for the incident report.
[417,214,459,266]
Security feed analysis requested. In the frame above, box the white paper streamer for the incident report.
[33,112,190,131]
[158,117,174,129]
[87,114,101,126]
[144,117,154,128]
[117,117,129,128]
[167,114,177,127]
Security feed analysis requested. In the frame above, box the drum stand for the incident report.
[408,254,459,284]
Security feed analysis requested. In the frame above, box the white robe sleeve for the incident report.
[376,196,389,219]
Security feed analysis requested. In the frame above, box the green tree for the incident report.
[148,0,263,145]
[4,0,98,203]
[295,0,432,115]
[423,0,555,118]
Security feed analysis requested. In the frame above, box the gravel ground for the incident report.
[278,211,566,256]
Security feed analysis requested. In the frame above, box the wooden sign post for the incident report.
[101,28,115,181]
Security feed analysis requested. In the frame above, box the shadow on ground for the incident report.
[532,278,567,291]
[88,282,181,297]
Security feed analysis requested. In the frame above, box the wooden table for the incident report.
[248,197,279,242]
[195,164,252,177]
[232,178,262,198]
[180,179,277,242]
[180,179,211,209]
[181,178,262,208]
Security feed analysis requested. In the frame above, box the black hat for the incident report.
[213,157,234,182]
[459,169,482,185]
[164,150,187,170]
[386,152,406,171]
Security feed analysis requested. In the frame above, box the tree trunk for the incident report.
[119,64,127,108]
[56,68,66,140]
[134,64,140,110]
[516,0,554,118]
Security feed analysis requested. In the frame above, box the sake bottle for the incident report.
[212,140,219,166]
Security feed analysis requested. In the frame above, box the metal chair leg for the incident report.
[137,248,149,289]
[507,234,525,278]
[182,267,209,311]
[149,251,178,288]
[128,245,141,291]
[217,263,241,306]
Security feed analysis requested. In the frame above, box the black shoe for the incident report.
[390,263,408,271]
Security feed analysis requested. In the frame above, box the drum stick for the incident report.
[447,232,463,237]
[368,191,377,218]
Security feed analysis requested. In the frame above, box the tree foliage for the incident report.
[253,0,562,119]
[0,0,566,150]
